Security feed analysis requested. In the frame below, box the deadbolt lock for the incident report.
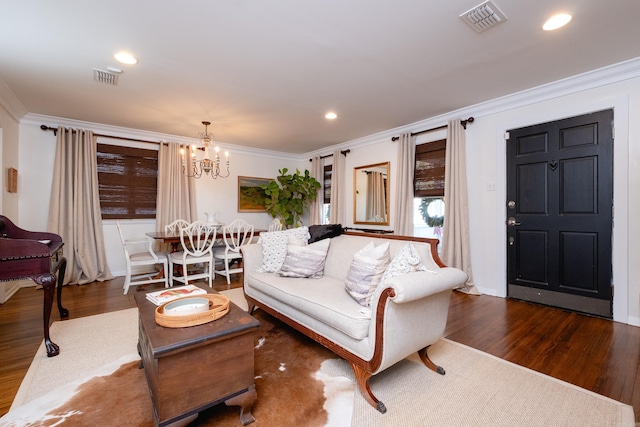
[507,200,516,209]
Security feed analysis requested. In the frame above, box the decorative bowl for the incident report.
[163,297,210,317]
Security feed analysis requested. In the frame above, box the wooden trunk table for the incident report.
[134,287,260,427]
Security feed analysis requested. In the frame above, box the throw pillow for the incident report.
[256,226,310,273]
[381,242,431,284]
[308,224,344,243]
[278,237,331,278]
[344,241,390,306]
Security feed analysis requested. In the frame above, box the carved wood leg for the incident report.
[56,258,69,318]
[36,273,59,357]
[35,258,69,358]
[349,362,387,414]
[225,385,257,426]
[418,346,445,375]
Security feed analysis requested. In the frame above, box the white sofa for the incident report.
[241,231,468,413]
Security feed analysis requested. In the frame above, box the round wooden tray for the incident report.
[155,294,230,328]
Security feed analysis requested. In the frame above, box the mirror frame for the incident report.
[353,161,390,225]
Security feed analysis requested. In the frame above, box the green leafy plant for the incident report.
[262,168,321,228]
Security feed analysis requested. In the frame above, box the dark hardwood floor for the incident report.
[1,277,638,421]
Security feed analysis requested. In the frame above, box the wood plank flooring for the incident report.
[0,277,638,422]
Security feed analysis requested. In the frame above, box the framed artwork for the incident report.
[238,176,271,212]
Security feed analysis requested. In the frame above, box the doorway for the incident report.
[506,109,613,318]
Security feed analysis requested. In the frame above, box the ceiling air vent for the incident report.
[92,68,120,85]
[460,0,507,33]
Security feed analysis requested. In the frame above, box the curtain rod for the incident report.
[309,149,350,162]
[40,125,164,145]
[390,116,474,142]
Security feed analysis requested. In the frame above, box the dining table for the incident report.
[146,228,265,251]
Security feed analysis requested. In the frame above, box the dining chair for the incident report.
[213,219,254,286]
[268,218,283,232]
[116,221,169,294]
[164,219,191,253]
[165,219,190,234]
[169,221,218,288]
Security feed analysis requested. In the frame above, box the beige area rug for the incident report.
[1,288,635,427]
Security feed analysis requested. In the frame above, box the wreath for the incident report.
[418,197,444,227]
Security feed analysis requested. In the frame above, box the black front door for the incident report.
[506,109,614,318]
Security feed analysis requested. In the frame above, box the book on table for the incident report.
[146,284,207,306]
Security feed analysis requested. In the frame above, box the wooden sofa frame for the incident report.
[244,232,449,413]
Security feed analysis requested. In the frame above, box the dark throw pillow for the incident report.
[308,224,345,243]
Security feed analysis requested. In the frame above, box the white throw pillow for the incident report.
[344,242,390,306]
[381,242,432,284]
[278,237,331,278]
[256,226,310,273]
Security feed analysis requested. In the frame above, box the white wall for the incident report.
[15,121,305,276]
[0,104,19,218]
[464,81,637,326]
[5,60,640,325]
[308,65,640,326]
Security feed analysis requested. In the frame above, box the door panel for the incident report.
[506,110,613,318]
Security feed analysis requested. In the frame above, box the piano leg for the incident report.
[37,257,69,357]
[56,257,69,319]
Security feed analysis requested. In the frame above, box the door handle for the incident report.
[507,217,521,227]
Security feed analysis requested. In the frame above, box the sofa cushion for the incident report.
[256,226,310,273]
[381,242,432,284]
[344,241,390,306]
[246,272,372,340]
[278,237,330,278]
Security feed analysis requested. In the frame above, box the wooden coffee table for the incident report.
[134,287,260,426]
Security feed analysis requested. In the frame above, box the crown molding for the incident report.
[0,76,28,121]
[306,56,640,157]
[21,113,301,161]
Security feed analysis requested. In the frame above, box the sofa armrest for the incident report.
[241,243,263,275]
[382,268,468,303]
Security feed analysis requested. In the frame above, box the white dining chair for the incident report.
[268,218,283,232]
[165,219,190,235]
[164,219,191,253]
[213,219,254,286]
[116,221,169,294]
[169,221,218,288]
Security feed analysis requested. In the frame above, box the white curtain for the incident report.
[442,119,480,294]
[366,171,386,221]
[156,142,196,231]
[393,133,415,235]
[47,127,113,285]
[329,149,345,224]
[309,156,323,225]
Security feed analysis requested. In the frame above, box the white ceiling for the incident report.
[2,0,640,154]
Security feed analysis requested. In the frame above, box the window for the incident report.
[413,139,445,239]
[96,144,158,219]
[414,139,445,197]
[322,164,332,224]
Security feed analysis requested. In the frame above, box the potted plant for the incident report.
[262,168,321,228]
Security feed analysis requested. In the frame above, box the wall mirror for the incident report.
[353,162,390,225]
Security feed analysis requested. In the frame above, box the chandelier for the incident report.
[181,121,230,179]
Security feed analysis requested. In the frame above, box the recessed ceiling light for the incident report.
[114,52,138,65]
[325,112,337,120]
[543,13,572,31]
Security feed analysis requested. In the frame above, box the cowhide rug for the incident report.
[2,310,354,427]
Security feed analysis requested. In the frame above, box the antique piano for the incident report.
[0,215,68,357]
